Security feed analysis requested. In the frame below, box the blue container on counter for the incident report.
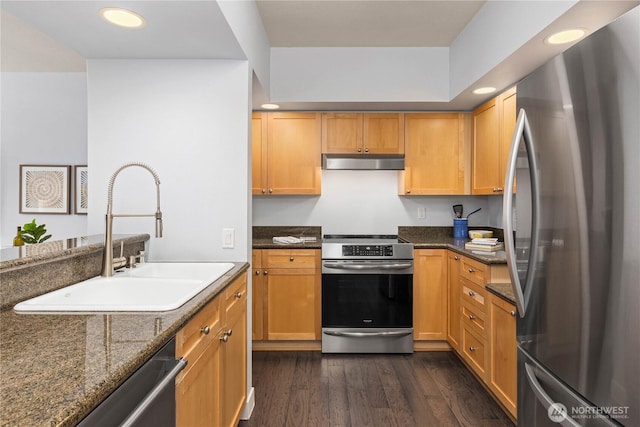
[453,218,468,238]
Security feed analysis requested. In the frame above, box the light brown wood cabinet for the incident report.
[413,249,448,341]
[472,87,517,194]
[252,112,321,195]
[251,250,264,341]
[253,249,321,341]
[321,113,404,154]
[399,113,469,195]
[488,292,517,420]
[446,251,516,422]
[447,252,462,351]
[176,272,247,427]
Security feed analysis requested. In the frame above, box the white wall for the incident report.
[253,170,493,233]
[86,59,251,263]
[270,47,449,103]
[0,72,88,246]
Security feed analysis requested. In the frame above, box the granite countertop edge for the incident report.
[1,261,249,427]
[486,283,517,306]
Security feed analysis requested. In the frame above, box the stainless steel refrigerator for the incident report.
[503,6,639,427]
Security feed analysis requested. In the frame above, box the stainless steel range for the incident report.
[321,235,414,354]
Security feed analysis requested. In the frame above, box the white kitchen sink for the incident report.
[14,262,234,312]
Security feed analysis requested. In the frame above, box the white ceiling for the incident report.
[1,0,638,111]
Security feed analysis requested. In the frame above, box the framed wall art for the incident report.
[19,165,71,214]
[74,165,88,214]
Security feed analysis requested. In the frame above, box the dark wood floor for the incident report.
[239,351,514,427]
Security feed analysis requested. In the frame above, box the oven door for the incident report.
[321,260,413,353]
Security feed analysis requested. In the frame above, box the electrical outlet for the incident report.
[417,207,426,219]
[222,228,234,248]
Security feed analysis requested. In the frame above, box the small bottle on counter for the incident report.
[13,226,24,246]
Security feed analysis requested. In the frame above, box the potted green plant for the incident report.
[19,219,52,244]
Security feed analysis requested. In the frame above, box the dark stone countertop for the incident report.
[252,226,322,249]
[398,226,508,265]
[486,282,517,306]
[0,262,249,427]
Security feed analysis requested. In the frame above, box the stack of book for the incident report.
[464,238,504,252]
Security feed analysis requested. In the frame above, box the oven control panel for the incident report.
[342,245,394,257]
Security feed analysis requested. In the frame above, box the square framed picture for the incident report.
[74,165,88,214]
[19,165,71,214]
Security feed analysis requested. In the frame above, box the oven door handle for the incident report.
[322,262,413,270]
[323,330,413,338]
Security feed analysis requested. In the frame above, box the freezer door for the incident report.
[519,348,625,426]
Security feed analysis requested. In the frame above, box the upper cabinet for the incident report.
[252,112,322,195]
[322,113,404,154]
[472,87,517,195]
[399,113,469,195]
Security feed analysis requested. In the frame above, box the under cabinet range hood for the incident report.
[321,154,405,170]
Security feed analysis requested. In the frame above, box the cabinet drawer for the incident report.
[225,274,247,326]
[176,296,222,363]
[461,278,486,310]
[460,257,487,286]
[461,302,486,337]
[264,249,319,269]
[461,325,487,379]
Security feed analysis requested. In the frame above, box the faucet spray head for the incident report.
[155,211,163,238]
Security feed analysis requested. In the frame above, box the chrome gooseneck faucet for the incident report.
[101,162,163,277]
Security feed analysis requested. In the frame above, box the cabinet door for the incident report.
[252,250,263,340]
[472,98,501,194]
[252,113,268,195]
[322,113,363,153]
[363,113,404,154]
[222,284,247,427]
[267,113,321,195]
[499,87,517,194]
[400,113,466,195]
[176,337,221,427]
[447,252,462,351]
[413,249,447,340]
[264,268,321,340]
[488,293,517,419]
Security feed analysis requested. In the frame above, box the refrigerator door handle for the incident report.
[525,363,582,427]
[503,108,541,317]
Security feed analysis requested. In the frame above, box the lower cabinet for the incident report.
[253,249,321,341]
[447,252,462,351]
[413,249,448,340]
[488,292,517,419]
[176,272,247,427]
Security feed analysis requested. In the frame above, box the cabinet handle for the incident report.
[493,187,499,192]
[255,270,260,275]
[289,256,294,262]
[468,314,476,320]
[263,270,268,275]
[497,187,504,192]
[510,310,516,317]
[261,188,266,194]
[220,334,228,343]
[234,291,243,298]
[364,148,369,153]
[407,189,411,194]
[454,256,459,261]
[269,188,273,193]
[468,290,475,297]
[469,346,476,352]
[468,268,475,273]
[224,329,233,337]
[200,326,210,335]
[357,148,362,153]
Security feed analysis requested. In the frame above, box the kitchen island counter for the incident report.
[0,260,249,427]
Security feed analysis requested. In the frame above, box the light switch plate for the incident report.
[417,207,426,219]
[222,228,234,248]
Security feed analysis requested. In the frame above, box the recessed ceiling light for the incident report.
[473,87,496,95]
[100,8,146,29]
[545,29,586,45]
[261,103,280,110]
